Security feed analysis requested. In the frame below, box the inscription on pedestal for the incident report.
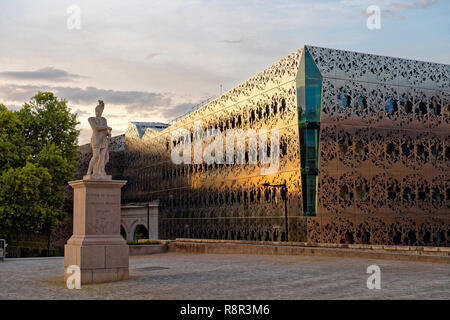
[86,192,121,235]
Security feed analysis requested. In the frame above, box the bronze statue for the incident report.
[86,100,111,178]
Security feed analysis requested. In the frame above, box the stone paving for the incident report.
[0,253,449,299]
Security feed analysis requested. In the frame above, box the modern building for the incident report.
[78,45,449,246]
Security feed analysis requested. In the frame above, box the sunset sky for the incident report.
[0,0,449,144]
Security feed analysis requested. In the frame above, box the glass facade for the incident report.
[296,48,323,216]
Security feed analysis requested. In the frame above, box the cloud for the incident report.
[383,9,406,20]
[57,86,172,113]
[361,9,371,17]
[3,104,23,111]
[0,67,84,82]
[146,53,160,59]
[220,39,245,44]
[359,0,441,20]
[342,0,441,8]
[418,0,442,8]
[391,0,441,10]
[392,3,414,9]
[0,83,210,124]
[73,108,90,117]
[0,84,172,110]
[0,82,211,144]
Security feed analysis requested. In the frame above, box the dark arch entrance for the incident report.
[134,224,149,240]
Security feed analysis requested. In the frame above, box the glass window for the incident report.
[296,48,322,217]
[385,98,398,113]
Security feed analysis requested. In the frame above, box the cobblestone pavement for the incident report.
[0,253,449,299]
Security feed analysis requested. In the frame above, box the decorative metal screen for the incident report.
[77,45,449,246]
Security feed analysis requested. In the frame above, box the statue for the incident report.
[67,99,128,285]
[85,100,112,179]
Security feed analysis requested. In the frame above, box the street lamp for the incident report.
[262,182,289,242]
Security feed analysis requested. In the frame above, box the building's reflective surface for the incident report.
[121,48,304,242]
[308,46,449,245]
[78,45,449,246]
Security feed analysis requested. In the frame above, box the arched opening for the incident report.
[343,231,354,244]
[133,224,149,240]
[120,225,127,240]
[362,231,371,244]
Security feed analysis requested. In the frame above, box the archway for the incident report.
[133,224,149,240]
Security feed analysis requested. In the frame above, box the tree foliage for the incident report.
[0,92,79,240]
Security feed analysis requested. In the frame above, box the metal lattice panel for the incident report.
[307,45,449,246]
[76,45,449,246]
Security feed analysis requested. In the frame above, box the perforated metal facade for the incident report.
[83,45,449,246]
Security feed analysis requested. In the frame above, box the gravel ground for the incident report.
[0,253,449,299]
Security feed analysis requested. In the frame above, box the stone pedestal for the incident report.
[64,179,128,285]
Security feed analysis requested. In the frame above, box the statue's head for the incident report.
[95,100,104,117]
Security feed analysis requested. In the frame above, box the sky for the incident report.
[0,0,449,144]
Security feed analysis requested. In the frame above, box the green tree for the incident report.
[0,92,79,245]
[0,105,29,170]
[0,163,53,235]
[17,92,79,170]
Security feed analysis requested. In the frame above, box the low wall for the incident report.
[129,243,168,255]
[127,238,450,263]
[173,239,450,264]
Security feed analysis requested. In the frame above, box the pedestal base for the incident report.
[65,178,128,285]
[64,244,129,284]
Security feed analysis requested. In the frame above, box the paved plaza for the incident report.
[0,253,449,299]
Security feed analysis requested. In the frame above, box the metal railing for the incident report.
[169,96,217,125]
[0,239,7,261]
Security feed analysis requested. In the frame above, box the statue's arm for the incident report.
[105,120,112,137]
[105,119,112,136]
[88,117,108,131]
[105,119,112,130]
